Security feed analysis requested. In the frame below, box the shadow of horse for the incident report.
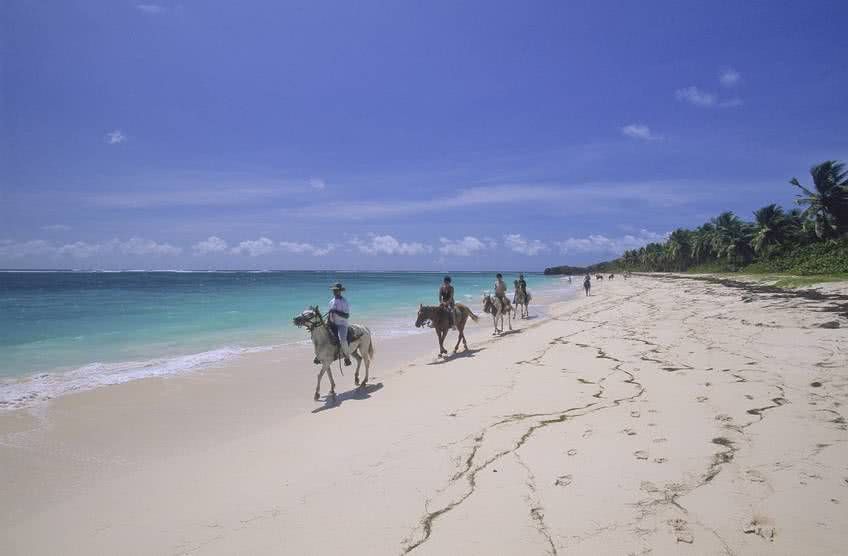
[426,347,486,365]
[312,382,384,413]
[496,328,524,337]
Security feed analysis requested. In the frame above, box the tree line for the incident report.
[597,161,848,274]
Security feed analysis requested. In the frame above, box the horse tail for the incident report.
[465,306,479,322]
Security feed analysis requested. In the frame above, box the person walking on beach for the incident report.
[439,275,456,328]
[583,274,591,296]
[328,282,352,366]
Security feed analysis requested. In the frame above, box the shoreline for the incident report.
[0,275,577,411]
[4,275,846,554]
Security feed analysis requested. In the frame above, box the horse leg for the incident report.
[361,339,370,386]
[452,320,463,353]
[325,365,337,402]
[507,307,513,330]
[440,329,448,354]
[353,350,363,386]
[314,364,326,401]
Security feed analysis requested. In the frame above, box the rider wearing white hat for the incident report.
[328,282,352,366]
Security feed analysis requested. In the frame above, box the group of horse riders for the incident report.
[319,274,530,364]
[439,273,528,328]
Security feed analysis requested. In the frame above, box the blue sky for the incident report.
[2,0,847,270]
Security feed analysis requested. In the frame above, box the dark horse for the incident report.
[415,303,479,357]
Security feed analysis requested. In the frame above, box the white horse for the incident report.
[512,280,530,319]
[482,293,513,335]
[293,306,375,402]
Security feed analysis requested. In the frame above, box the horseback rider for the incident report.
[518,273,528,299]
[328,282,352,366]
[439,275,456,328]
[494,273,508,309]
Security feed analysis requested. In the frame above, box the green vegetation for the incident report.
[596,161,848,277]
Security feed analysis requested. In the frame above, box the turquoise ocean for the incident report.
[0,271,576,408]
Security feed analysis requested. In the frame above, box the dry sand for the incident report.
[2,275,847,555]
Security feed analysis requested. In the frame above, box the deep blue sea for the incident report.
[0,271,576,408]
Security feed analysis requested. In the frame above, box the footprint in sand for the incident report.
[567,448,578,456]
[696,396,708,403]
[745,394,754,400]
[715,414,732,422]
[631,410,641,418]
[745,470,767,483]
[653,457,667,463]
[652,438,667,443]
[621,428,637,436]
[634,450,649,460]
[582,428,593,438]
[668,518,694,544]
[743,517,776,542]
[555,474,573,487]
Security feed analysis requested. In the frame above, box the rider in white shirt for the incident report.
[328,282,352,366]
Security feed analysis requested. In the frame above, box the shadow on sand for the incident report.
[495,328,524,337]
[312,382,384,413]
[426,347,486,365]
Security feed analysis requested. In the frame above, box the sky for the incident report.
[2,0,847,270]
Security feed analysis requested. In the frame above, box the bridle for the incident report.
[295,306,327,332]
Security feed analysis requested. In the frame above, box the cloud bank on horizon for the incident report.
[2,1,847,270]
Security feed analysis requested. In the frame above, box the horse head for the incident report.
[481,294,494,314]
[415,304,431,328]
[293,306,322,329]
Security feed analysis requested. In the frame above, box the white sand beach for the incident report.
[2,275,847,555]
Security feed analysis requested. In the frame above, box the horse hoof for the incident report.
[329,392,337,402]
[314,392,320,401]
[354,377,360,386]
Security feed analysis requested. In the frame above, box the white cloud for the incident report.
[279,241,336,256]
[231,237,275,257]
[309,178,326,190]
[41,224,71,232]
[0,239,55,258]
[56,241,107,258]
[675,86,716,107]
[288,180,700,221]
[193,236,228,255]
[555,229,668,256]
[0,237,182,259]
[350,235,431,256]
[719,67,741,87]
[105,130,127,144]
[503,234,548,256]
[438,236,494,257]
[117,237,182,256]
[135,4,165,14]
[621,124,661,141]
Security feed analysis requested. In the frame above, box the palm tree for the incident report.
[710,212,753,266]
[691,223,716,263]
[666,229,692,270]
[790,160,848,239]
[751,204,789,255]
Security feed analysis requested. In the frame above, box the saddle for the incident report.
[438,306,460,329]
[327,322,362,346]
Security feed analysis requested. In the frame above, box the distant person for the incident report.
[327,282,352,366]
[583,274,591,296]
[439,275,456,328]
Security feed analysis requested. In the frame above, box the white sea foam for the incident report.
[0,345,273,411]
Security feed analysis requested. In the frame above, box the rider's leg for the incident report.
[337,324,352,365]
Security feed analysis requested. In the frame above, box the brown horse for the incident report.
[415,303,479,357]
